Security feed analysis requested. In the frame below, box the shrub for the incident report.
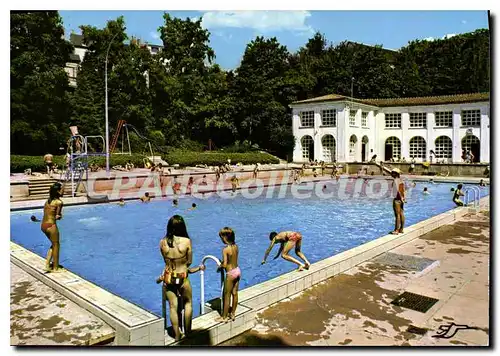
[11,151,279,173]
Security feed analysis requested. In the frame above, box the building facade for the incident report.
[290,93,490,164]
[64,33,163,88]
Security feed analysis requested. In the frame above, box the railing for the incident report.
[200,255,224,315]
[464,186,481,210]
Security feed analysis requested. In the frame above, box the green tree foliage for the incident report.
[11,11,73,154]
[10,11,490,158]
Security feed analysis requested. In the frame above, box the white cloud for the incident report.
[150,31,160,40]
[423,37,435,41]
[443,33,456,39]
[200,11,314,35]
[462,20,467,24]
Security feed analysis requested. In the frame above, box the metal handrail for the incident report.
[464,186,480,209]
[200,255,224,315]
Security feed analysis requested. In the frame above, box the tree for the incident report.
[11,11,73,154]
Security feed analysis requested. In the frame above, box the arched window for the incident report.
[385,136,401,160]
[349,135,357,161]
[301,135,314,161]
[434,136,452,159]
[321,135,336,162]
[409,136,427,160]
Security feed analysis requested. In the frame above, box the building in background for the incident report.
[290,92,490,163]
[64,33,163,88]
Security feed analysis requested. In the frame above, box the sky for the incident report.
[60,10,489,69]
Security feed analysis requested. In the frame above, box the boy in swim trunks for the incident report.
[261,231,311,271]
[140,192,151,202]
[216,227,241,322]
[453,184,465,206]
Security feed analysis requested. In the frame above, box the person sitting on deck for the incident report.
[261,231,311,272]
[200,175,208,186]
[140,192,151,202]
[453,184,465,206]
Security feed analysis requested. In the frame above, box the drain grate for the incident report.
[391,292,439,313]
[373,253,437,272]
[407,325,428,335]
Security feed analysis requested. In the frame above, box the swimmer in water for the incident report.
[453,184,465,206]
[423,187,430,195]
[173,199,179,207]
[261,231,311,272]
[230,175,239,193]
[322,185,327,192]
[188,203,197,211]
[140,192,151,202]
[479,179,486,187]
[118,198,125,206]
[429,179,435,184]
[41,183,64,272]
[216,227,241,323]
[411,181,417,188]
[31,215,41,222]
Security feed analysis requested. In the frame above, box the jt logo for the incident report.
[432,323,478,339]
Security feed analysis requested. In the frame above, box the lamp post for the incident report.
[105,32,120,176]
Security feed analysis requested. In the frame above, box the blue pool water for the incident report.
[10,180,488,319]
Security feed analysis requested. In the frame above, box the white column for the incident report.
[426,112,435,162]
[401,112,410,160]
[480,105,489,163]
[292,110,301,162]
[337,107,348,162]
[452,109,462,163]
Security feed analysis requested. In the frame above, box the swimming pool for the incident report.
[10,180,489,321]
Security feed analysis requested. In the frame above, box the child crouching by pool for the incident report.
[216,227,240,323]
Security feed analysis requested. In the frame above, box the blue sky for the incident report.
[59,10,489,70]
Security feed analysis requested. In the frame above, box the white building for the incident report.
[290,92,490,164]
[64,33,163,88]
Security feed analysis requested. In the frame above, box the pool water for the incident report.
[10,180,489,320]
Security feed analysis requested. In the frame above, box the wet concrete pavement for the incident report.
[10,263,115,346]
[222,209,490,346]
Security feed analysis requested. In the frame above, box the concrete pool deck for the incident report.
[10,263,115,346]
[221,208,490,346]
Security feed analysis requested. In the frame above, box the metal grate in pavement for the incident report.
[391,291,439,313]
[373,252,437,272]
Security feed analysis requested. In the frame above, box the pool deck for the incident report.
[10,263,115,346]
[221,207,490,346]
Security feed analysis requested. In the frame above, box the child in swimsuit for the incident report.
[423,187,430,195]
[453,184,465,206]
[118,198,125,206]
[216,227,241,323]
[186,177,194,194]
[261,231,311,271]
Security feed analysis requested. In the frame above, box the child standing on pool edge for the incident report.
[216,227,241,323]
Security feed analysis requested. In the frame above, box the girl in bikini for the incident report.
[41,182,64,272]
[453,184,465,206]
[157,215,201,341]
[216,227,241,323]
[261,231,311,271]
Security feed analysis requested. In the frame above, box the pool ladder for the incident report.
[161,255,225,330]
[464,186,481,211]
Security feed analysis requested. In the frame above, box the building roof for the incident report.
[291,92,490,107]
[70,33,85,47]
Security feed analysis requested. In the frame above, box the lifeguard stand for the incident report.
[63,126,106,197]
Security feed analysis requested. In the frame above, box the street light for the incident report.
[105,32,120,176]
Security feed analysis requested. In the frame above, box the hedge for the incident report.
[10,151,279,173]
